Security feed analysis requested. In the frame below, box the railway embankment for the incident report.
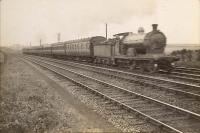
[0,54,118,133]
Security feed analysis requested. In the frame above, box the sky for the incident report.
[0,0,200,47]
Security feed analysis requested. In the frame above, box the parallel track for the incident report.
[28,55,200,97]
[175,67,200,75]
[24,56,200,133]
[159,66,200,84]
[160,71,200,85]
[25,55,200,114]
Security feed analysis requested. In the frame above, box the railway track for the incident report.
[175,67,200,75]
[25,56,200,111]
[23,55,200,133]
[26,55,200,114]
[27,55,200,97]
[159,67,200,84]
[159,71,200,85]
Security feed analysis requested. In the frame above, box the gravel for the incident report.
[38,60,165,133]
[50,60,200,114]
[0,55,117,133]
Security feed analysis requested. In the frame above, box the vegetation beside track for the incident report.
[171,49,200,68]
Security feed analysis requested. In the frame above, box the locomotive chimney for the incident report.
[152,24,158,31]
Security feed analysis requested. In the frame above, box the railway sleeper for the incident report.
[102,91,119,95]
[112,110,127,115]
[151,112,175,118]
[131,124,157,133]
[119,98,140,103]
[179,125,200,133]
[80,93,94,97]
[109,95,127,99]
[128,121,147,126]
[160,116,186,123]
[168,121,200,132]
[136,107,163,113]
[106,106,121,111]
[127,99,147,104]
[139,109,168,116]
[130,104,158,109]
[122,115,146,123]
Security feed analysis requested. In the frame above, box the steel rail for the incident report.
[172,72,200,78]
[174,67,200,76]
[23,57,184,133]
[166,74,200,83]
[27,55,200,99]
[176,67,200,72]
[25,56,200,118]
[30,55,200,89]
[171,71,200,79]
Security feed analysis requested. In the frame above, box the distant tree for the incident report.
[171,51,178,56]
[187,50,192,61]
[197,50,200,61]
[180,49,187,61]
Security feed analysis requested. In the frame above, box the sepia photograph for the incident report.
[0,0,200,132]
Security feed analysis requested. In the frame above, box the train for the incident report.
[23,24,179,73]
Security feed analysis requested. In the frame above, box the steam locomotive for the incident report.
[23,24,179,72]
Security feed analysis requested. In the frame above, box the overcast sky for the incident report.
[1,0,200,47]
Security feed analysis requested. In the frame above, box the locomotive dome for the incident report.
[138,27,145,34]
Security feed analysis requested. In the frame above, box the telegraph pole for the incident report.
[0,0,2,47]
[39,39,42,46]
[105,23,108,39]
[57,33,61,42]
